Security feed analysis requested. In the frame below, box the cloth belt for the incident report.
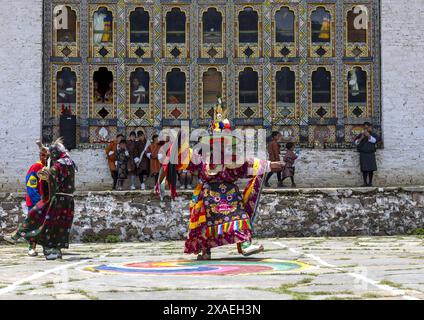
[55,193,74,197]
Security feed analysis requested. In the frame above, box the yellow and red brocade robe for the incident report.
[179,152,269,255]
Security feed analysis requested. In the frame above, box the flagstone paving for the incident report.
[0,236,423,300]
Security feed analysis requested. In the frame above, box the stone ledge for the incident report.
[1,185,423,199]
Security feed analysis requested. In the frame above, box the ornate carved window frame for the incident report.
[236,65,263,120]
[308,4,335,58]
[272,4,298,58]
[52,4,80,58]
[163,6,190,59]
[199,65,227,119]
[309,65,336,120]
[89,65,117,119]
[51,64,81,118]
[344,64,372,120]
[126,65,154,126]
[89,4,116,58]
[344,3,372,58]
[199,6,226,59]
[235,5,262,58]
[272,64,299,122]
[127,5,154,59]
[163,66,189,120]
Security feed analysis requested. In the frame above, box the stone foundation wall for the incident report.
[1,187,423,242]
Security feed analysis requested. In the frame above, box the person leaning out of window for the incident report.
[354,122,380,187]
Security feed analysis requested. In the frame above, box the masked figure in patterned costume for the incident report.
[158,98,284,260]
[6,139,77,260]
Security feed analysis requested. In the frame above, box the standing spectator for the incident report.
[179,169,193,189]
[116,139,130,190]
[135,130,150,190]
[127,131,138,190]
[146,134,162,186]
[281,142,298,188]
[265,131,283,187]
[354,122,380,187]
[105,134,124,190]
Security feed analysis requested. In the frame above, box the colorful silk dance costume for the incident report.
[158,99,272,259]
[182,156,268,257]
[15,139,77,260]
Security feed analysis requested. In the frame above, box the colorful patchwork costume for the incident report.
[158,99,277,259]
[182,156,269,256]
[15,139,77,260]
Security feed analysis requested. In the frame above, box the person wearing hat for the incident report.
[158,99,284,260]
[4,138,77,260]
[3,141,49,257]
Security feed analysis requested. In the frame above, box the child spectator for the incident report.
[127,131,138,190]
[281,142,298,187]
[179,169,193,189]
[116,139,129,190]
[265,131,283,187]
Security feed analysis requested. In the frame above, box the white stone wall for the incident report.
[0,0,423,191]
[0,0,43,191]
[379,0,424,186]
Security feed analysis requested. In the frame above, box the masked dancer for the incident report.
[157,99,284,260]
[4,138,77,260]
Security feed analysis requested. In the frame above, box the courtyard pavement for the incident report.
[0,236,423,300]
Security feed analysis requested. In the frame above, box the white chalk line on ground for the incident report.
[0,244,124,296]
[273,241,420,300]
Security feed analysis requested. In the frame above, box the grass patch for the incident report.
[81,234,121,243]
[362,292,388,299]
[71,289,98,300]
[298,278,314,285]
[82,235,103,243]
[17,287,37,292]
[252,277,315,300]
[42,281,55,288]
[379,280,403,289]
[151,287,172,292]
[338,264,359,268]
[291,292,310,300]
[308,290,354,296]
[105,235,120,244]
[325,296,361,300]
[410,228,424,236]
